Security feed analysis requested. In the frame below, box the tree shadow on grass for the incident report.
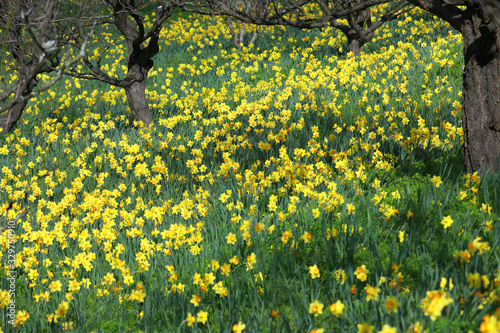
[394,146,464,179]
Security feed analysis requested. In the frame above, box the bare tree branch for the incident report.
[406,0,464,30]
[0,20,96,116]
[177,0,407,30]
[0,0,101,134]
[178,0,415,55]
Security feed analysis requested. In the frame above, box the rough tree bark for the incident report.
[0,80,36,134]
[125,64,154,125]
[347,37,364,54]
[408,0,500,174]
[343,8,373,55]
[461,12,500,173]
[0,52,41,134]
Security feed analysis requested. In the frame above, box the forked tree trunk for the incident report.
[124,64,153,126]
[341,8,373,56]
[106,1,173,127]
[461,14,500,173]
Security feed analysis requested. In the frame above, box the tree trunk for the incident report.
[347,36,365,56]
[346,8,371,56]
[461,13,500,174]
[0,65,38,135]
[124,64,153,126]
[1,9,39,136]
[0,100,28,134]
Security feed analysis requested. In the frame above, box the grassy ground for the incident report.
[0,6,499,333]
